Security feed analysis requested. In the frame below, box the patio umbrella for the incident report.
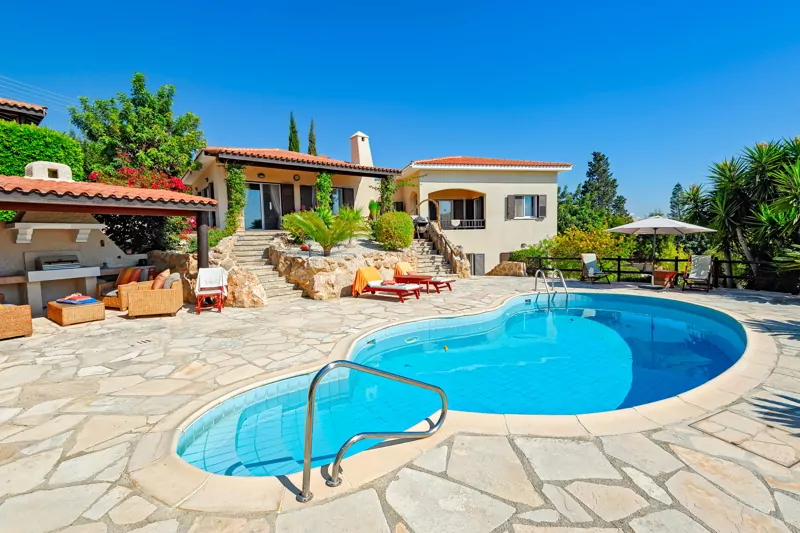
[605,216,715,285]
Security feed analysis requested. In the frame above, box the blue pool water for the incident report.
[178,293,746,477]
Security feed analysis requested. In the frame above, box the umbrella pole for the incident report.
[651,230,657,286]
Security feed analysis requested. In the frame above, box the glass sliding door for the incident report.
[262,183,281,230]
[244,184,263,230]
[244,183,284,230]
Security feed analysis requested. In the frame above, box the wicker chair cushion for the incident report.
[105,289,118,298]
[151,269,171,290]
[163,273,181,289]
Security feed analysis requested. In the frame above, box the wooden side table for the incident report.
[47,301,106,326]
[653,270,678,288]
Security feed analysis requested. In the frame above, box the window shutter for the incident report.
[538,195,547,218]
[506,195,515,220]
[342,188,355,208]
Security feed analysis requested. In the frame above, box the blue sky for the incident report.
[3,1,800,215]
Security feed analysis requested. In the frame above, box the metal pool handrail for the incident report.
[534,269,569,303]
[297,360,448,503]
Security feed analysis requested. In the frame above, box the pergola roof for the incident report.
[0,175,217,216]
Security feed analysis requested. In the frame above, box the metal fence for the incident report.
[514,256,797,292]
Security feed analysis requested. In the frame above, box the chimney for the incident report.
[349,131,373,166]
[24,161,73,182]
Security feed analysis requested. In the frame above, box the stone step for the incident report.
[233,250,267,260]
[234,244,271,251]
[266,291,305,304]
[245,265,276,272]
[262,285,302,298]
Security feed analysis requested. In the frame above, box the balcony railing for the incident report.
[440,219,485,230]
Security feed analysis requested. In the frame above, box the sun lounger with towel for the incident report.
[682,255,713,292]
[394,262,415,277]
[580,253,611,284]
[353,267,421,303]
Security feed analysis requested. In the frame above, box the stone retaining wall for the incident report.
[267,244,418,300]
[148,236,268,308]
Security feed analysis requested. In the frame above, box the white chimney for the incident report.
[24,161,73,182]
[349,131,373,166]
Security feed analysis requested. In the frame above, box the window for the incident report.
[514,195,539,218]
[393,201,405,213]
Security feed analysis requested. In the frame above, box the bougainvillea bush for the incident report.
[88,163,192,252]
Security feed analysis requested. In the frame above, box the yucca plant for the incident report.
[281,210,356,256]
[775,245,800,271]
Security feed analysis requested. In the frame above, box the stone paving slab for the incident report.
[0,279,798,532]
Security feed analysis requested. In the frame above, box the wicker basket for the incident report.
[47,301,105,326]
[0,304,33,340]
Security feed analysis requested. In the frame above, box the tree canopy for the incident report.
[307,119,317,155]
[69,72,205,177]
[288,112,300,152]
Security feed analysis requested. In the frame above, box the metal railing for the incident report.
[296,360,449,503]
[533,268,569,300]
[440,219,485,230]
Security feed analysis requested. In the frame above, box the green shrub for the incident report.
[0,121,84,222]
[375,211,413,250]
[281,211,355,256]
[187,227,229,253]
[315,172,333,210]
[282,210,317,243]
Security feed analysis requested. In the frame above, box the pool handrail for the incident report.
[534,269,569,304]
[297,359,448,503]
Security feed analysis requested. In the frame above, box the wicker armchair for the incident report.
[0,304,33,340]
[126,282,183,318]
[98,281,150,311]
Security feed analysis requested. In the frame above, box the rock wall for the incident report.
[485,261,527,277]
[148,236,268,308]
[268,245,418,300]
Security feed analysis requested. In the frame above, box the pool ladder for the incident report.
[297,360,448,503]
[534,269,569,305]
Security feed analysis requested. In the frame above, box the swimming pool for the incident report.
[177,293,746,477]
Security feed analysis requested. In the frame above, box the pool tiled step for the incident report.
[232,232,304,303]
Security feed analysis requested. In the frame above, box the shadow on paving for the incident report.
[749,393,800,436]
[743,318,800,342]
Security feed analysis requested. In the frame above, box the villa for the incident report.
[184,132,572,273]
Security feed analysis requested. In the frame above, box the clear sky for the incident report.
[3,1,800,215]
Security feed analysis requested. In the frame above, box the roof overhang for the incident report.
[214,152,398,178]
[407,162,573,172]
[0,193,216,216]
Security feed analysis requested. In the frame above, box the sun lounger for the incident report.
[580,253,611,284]
[363,280,422,303]
[682,255,713,292]
[353,266,421,302]
[394,261,415,277]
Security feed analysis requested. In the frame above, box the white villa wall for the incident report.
[185,164,380,230]
[416,169,559,271]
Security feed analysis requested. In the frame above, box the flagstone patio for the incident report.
[1,277,799,532]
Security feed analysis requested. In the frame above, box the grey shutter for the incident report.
[506,195,515,220]
[538,195,547,218]
[342,188,355,208]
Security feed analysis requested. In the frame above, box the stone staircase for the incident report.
[412,238,453,276]
[232,232,305,303]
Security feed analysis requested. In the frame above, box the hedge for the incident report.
[0,121,84,222]
[375,211,413,250]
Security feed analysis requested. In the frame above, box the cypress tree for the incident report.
[288,112,300,152]
[307,120,317,156]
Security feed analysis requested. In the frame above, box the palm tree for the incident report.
[281,211,357,256]
[742,142,783,202]
[709,158,758,276]
[683,184,734,287]
[772,160,800,237]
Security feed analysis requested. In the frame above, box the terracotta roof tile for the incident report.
[0,98,47,113]
[204,147,401,174]
[0,175,217,206]
[412,156,571,168]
